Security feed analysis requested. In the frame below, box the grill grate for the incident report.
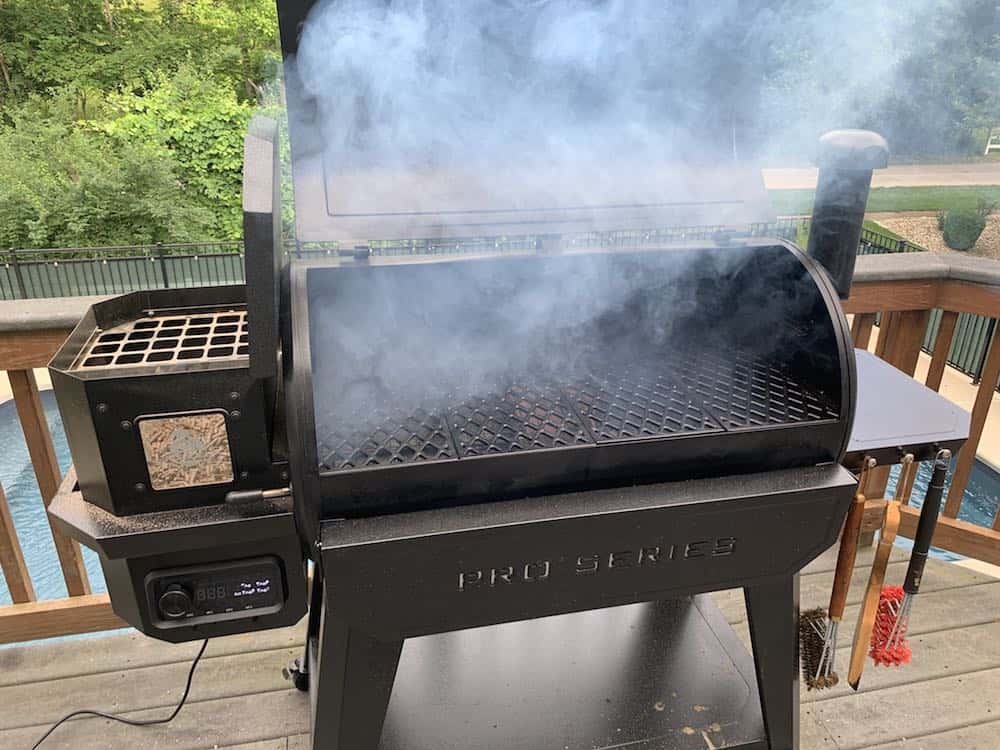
[566,366,721,440]
[451,383,590,456]
[319,407,456,471]
[316,353,839,473]
[76,309,248,370]
[674,352,840,428]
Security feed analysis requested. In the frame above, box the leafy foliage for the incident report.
[0,100,213,247]
[942,209,987,251]
[0,0,280,248]
[0,0,995,248]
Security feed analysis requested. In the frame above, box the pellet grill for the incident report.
[47,4,973,750]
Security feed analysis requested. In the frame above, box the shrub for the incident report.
[941,209,987,251]
[977,198,998,220]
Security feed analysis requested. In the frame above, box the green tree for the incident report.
[0,0,280,248]
[99,66,257,239]
[0,99,213,247]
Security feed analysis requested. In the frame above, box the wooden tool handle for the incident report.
[879,500,901,549]
[848,500,901,689]
[828,492,867,621]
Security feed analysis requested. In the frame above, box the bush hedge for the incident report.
[941,209,987,251]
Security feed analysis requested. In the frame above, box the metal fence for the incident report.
[923,309,998,385]
[5,221,995,388]
[858,225,916,255]
[2,242,245,300]
[4,222,802,300]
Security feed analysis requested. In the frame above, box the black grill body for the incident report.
[286,240,855,523]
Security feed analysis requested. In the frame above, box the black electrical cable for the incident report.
[30,638,209,749]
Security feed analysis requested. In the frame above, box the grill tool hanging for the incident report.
[848,454,914,690]
[800,456,876,690]
[871,450,952,667]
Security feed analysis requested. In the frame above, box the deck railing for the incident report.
[0,250,998,644]
[2,222,803,301]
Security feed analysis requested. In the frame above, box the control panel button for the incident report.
[158,584,194,619]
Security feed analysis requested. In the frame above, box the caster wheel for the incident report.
[283,658,310,692]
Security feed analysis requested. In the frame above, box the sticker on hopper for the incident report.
[138,413,234,490]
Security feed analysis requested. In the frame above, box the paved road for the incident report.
[763,162,1000,189]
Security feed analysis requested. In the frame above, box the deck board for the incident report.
[863,720,1000,750]
[1,554,996,750]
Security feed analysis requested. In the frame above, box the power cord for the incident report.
[30,638,209,749]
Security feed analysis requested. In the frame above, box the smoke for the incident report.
[287,1,948,471]
[292,0,944,169]
[309,246,836,467]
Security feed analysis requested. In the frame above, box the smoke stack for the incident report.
[807,130,889,299]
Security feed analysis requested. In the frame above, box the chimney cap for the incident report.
[816,130,890,171]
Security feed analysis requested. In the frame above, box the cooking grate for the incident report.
[674,352,840,428]
[451,383,591,457]
[319,407,456,470]
[317,353,839,473]
[566,365,722,440]
[75,309,248,370]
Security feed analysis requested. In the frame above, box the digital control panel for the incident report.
[146,557,285,628]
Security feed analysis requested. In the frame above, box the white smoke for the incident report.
[292,0,940,169]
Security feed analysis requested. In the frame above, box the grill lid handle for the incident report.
[807,130,889,299]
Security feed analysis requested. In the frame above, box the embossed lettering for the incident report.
[524,561,551,582]
[576,554,600,575]
[639,546,661,565]
[713,537,737,556]
[458,571,483,591]
[608,550,634,568]
[491,566,514,585]
[684,540,710,559]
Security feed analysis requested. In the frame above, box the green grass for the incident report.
[865,219,902,239]
[769,185,1000,216]
[792,219,907,249]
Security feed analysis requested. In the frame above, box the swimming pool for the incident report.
[1,391,998,604]
[885,455,1000,561]
[0,391,107,605]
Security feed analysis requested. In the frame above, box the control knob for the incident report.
[158,584,194,619]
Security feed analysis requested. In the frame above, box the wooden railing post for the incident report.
[880,309,931,376]
[874,311,896,358]
[944,328,1000,519]
[6,369,90,596]
[851,312,876,350]
[0,482,35,603]
[926,310,960,392]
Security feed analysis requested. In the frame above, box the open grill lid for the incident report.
[290,153,776,244]
[278,1,775,244]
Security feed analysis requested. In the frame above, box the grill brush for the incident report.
[870,449,951,667]
[800,457,876,690]
[848,453,913,691]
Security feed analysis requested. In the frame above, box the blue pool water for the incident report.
[1,393,999,605]
[885,456,1000,561]
[0,391,107,606]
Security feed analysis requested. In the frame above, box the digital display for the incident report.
[191,569,276,614]
[151,557,284,625]
[195,583,229,603]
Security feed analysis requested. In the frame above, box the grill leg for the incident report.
[310,584,404,750]
[286,564,326,692]
[303,563,325,670]
[745,574,800,750]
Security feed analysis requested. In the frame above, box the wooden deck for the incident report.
[1,545,998,750]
